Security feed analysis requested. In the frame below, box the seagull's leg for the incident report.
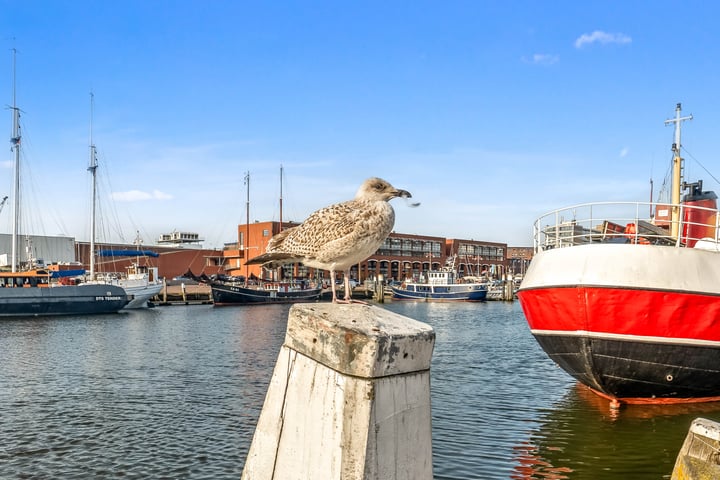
[344,271,352,301]
[338,269,367,305]
[333,270,350,304]
[330,269,339,302]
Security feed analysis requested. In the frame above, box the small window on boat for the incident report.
[263,229,270,237]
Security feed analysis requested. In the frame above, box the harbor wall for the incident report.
[241,303,435,480]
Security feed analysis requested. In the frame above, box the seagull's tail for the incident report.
[245,252,298,266]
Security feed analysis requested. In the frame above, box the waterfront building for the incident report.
[507,246,533,277]
[0,230,528,286]
[223,222,514,284]
[74,241,224,280]
[0,233,76,269]
[447,238,508,279]
[157,231,205,248]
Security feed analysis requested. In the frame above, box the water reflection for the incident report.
[385,301,575,480]
[385,301,720,480]
[512,380,720,479]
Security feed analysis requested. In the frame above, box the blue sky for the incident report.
[0,1,719,248]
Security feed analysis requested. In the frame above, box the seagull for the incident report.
[246,177,414,303]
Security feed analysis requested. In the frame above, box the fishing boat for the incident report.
[210,169,322,306]
[211,277,321,305]
[0,51,131,317]
[517,103,720,404]
[83,94,163,309]
[391,255,488,301]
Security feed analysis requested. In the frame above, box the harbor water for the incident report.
[1,301,718,479]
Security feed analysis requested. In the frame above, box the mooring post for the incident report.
[242,303,435,480]
[672,417,720,479]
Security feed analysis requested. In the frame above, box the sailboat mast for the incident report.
[10,49,21,273]
[88,92,98,278]
[245,171,250,282]
[279,164,283,232]
[664,103,693,238]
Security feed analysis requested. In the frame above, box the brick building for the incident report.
[63,227,531,285]
[506,246,534,277]
[223,222,512,283]
[74,241,225,280]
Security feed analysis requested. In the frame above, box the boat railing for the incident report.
[532,201,720,252]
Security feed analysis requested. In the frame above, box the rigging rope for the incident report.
[682,145,720,186]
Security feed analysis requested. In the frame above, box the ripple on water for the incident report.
[0,305,287,479]
[2,302,719,479]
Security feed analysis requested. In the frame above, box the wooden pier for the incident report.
[154,282,213,306]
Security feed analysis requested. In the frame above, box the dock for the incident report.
[154,282,213,306]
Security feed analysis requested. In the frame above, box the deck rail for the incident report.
[532,201,720,252]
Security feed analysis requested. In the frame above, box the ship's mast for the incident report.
[88,92,98,278]
[279,164,283,232]
[244,171,250,283]
[10,49,21,272]
[664,103,693,238]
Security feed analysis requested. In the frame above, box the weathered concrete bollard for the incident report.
[671,417,720,480]
[242,303,435,480]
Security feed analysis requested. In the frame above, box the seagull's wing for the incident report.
[277,201,362,258]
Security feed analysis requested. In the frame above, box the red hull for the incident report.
[520,286,720,343]
[518,285,720,402]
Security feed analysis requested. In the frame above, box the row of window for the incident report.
[457,243,504,258]
[380,238,443,252]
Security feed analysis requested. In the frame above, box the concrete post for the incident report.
[672,417,720,479]
[242,303,435,480]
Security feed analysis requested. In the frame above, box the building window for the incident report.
[263,229,269,237]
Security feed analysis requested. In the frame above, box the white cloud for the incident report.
[575,30,632,49]
[620,147,629,157]
[111,190,174,201]
[523,53,559,66]
[151,189,174,200]
[1,160,12,169]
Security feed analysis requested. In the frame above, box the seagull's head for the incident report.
[356,177,412,202]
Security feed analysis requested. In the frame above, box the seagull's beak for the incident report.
[396,189,412,199]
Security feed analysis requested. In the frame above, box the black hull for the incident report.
[391,288,487,301]
[211,283,322,305]
[534,333,720,400]
[0,284,131,317]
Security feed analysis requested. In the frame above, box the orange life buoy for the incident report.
[624,223,650,244]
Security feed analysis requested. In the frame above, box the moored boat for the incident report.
[211,168,322,306]
[0,51,131,317]
[391,255,487,301]
[517,103,720,404]
[211,277,321,305]
[82,94,162,309]
[92,250,163,308]
[0,269,130,316]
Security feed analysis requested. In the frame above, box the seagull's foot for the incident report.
[335,298,368,305]
[332,298,368,305]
